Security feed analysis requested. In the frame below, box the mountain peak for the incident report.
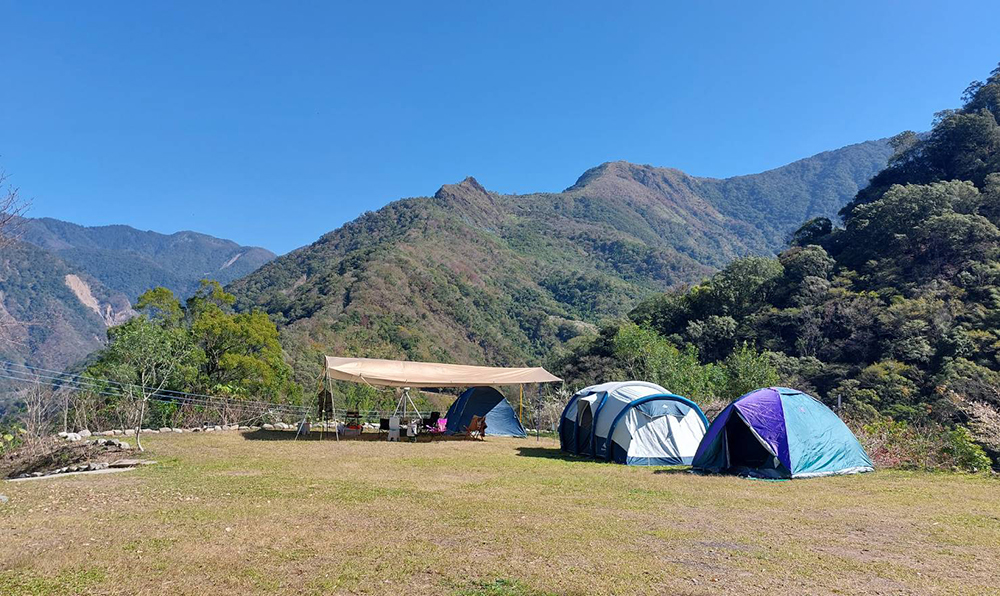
[566,161,680,192]
[434,176,487,200]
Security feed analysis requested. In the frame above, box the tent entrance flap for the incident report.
[725,412,788,478]
[576,402,594,455]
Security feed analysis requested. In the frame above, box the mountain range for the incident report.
[0,139,893,380]
[228,139,894,386]
[0,219,274,371]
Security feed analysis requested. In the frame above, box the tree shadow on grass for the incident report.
[240,430,474,443]
[240,429,342,441]
[651,467,695,475]
[515,446,595,462]
[516,447,698,473]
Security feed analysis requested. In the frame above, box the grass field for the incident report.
[1,432,998,595]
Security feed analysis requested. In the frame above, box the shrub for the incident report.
[850,416,955,470]
[947,426,992,473]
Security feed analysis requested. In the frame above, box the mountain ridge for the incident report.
[19,217,276,299]
[0,218,277,373]
[228,139,894,386]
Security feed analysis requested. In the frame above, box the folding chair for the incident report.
[464,415,487,440]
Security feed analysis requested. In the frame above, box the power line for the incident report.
[0,365,307,416]
[2,360,304,408]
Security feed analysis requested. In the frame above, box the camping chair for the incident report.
[464,415,487,440]
[423,417,447,441]
[423,411,441,431]
[378,418,390,438]
[345,410,362,435]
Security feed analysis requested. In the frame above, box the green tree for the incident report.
[611,322,723,402]
[135,287,184,327]
[720,343,779,401]
[89,317,197,450]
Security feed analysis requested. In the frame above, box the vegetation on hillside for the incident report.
[229,143,891,388]
[73,281,301,432]
[0,241,128,371]
[20,217,276,299]
[558,63,1000,469]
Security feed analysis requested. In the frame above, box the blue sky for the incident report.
[2,1,999,254]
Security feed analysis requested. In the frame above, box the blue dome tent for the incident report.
[692,387,874,478]
[444,386,526,437]
[559,381,709,465]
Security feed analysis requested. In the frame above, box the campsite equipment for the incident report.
[345,411,362,434]
[559,381,709,465]
[444,386,526,437]
[388,416,400,442]
[424,411,441,430]
[322,356,560,439]
[463,415,486,439]
[692,387,874,478]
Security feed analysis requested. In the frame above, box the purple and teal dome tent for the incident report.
[692,387,873,478]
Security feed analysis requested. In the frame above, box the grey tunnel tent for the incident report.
[559,381,709,465]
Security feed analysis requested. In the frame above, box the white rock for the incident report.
[262,423,274,431]
[65,432,82,441]
[78,429,92,438]
[173,428,183,433]
[213,425,222,432]
[58,431,69,438]
[205,427,214,432]
[112,429,123,436]
[159,427,172,433]
[102,430,115,437]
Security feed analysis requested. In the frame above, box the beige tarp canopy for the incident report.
[324,356,561,388]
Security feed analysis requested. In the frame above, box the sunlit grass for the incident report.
[1,432,998,595]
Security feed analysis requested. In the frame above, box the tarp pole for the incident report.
[519,385,523,428]
[326,372,338,442]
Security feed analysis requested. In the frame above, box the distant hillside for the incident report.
[20,218,276,299]
[0,240,133,371]
[0,219,276,377]
[229,140,893,385]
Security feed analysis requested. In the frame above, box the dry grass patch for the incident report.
[1,431,998,595]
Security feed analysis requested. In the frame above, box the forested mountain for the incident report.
[20,217,276,299]
[0,240,133,371]
[0,219,275,373]
[229,139,891,385]
[557,64,1000,461]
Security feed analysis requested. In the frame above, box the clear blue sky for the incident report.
[2,1,999,254]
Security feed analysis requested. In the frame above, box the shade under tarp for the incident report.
[324,356,561,388]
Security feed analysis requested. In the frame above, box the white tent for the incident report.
[558,381,709,466]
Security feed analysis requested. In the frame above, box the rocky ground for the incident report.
[1,436,143,480]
